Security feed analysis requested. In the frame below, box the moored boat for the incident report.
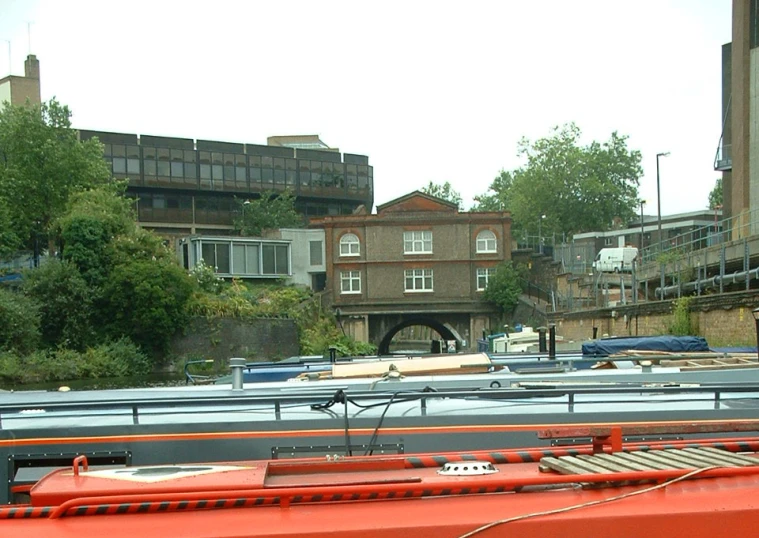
[2,422,759,536]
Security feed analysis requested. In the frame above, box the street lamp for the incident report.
[538,214,546,254]
[241,200,251,235]
[656,152,670,254]
[639,200,646,253]
[753,308,759,360]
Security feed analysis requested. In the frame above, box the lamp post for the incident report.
[538,214,546,254]
[639,200,646,253]
[656,152,670,254]
[753,308,759,360]
[241,200,251,236]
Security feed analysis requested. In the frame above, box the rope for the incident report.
[457,466,720,537]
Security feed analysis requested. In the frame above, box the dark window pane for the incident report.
[309,241,322,266]
[236,166,246,182]
[274,158,284,170]
[127,158,140,175]
[113,158,126,174]
[262,168,273,186]
[157,161,170,176]
[262,245,275,274]
[250,167,261,181]
[143,147,156,159]
[171,161,183,177]
[144,159,157,176]
[249,155,261,167]
[224,165,235,179]
[200,164,211,179]
[112,145,126,157]
[275,245,288,274]
[212,164,223,180]
[184,150,196,163]
[215,243,230,273]
[201,243,215,267]
[184,162,196,179]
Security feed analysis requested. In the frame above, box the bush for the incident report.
[22,259,95,350]
[0,288,40,354]
[482,262,528,313]
[101,259,195,354]
[0,339,150,384]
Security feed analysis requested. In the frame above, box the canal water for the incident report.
[0,373,186,392]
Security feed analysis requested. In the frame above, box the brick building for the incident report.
[311,191,511,350]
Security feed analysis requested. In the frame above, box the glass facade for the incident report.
[197,239,290,277]
[85,131,373,228]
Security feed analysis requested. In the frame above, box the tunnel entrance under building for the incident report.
[377,316,462,356]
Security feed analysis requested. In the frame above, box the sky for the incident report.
[0,0,732,215]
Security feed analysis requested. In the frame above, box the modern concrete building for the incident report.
[0,54,40,107]
[717,0,758,236]
[78,129,374,244]
[0,53,374,242]
[310,191,511,351]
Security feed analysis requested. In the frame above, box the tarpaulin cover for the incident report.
[582,335,710,356]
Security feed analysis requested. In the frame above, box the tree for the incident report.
[474,123,643,239]
[421,181,464,209]
[708,178,723,210]
[471,171,513,212]
[482,262,527,313]
[235,190,303,236]
[0,99,111,256]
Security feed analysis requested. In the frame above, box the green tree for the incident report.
[474,123,643,239]
[471,170,513,212]
[708,178,723,210]
[482,262,527,313]
[57,182,137,287]
[235,190,303,236]
[0,288,40,354]
[101,259,195,354]
[23,259,95,350]
[421,181,464,209]
[0,99,111,255]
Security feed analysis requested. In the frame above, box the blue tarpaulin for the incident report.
[582,335,710,356]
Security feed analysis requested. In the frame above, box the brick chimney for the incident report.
[24,54,40,80]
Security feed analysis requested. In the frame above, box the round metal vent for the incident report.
[437,461,498,476]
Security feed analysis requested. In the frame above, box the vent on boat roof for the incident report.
[437,461,498,476]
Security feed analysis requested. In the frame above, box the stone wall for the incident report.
[549,290,759,348]
[171,317,300,365]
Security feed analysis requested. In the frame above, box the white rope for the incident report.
[458,466,719,538]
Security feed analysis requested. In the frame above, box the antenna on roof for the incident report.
[26,21,33,53]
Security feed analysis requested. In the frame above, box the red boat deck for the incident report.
[4,424,759,537]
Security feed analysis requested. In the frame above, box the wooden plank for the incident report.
[694,447,759,465]
[329,353,494,379]
[592,453,653,472]
[539,456,590,475]
[671,448,748,468]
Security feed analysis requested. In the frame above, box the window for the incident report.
[201,242,230,274]
[404,231,432,254]
[309,240,323,266]
[340,271,361,294]
[232,243,260,275]
[604,237,614,246]
[262,244,289,275]
[340,233,360,256]
[477,267,496,291]
[476,230,497,253]
[404,269,433,292]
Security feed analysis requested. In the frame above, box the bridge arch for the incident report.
[377,316,462,356]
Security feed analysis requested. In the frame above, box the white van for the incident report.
[592,247,638,273]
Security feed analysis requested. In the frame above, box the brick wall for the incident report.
[550,290,759,347]
[171,317,299,364]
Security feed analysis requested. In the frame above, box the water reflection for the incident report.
[0,373,186,392]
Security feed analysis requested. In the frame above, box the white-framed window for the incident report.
[404,268,433,292]
[339,233,360,256]
[403,230,432,254]
[476,267,496,291]
[476,230,497,253]
[340,270,361,294]
[604,237,614,246]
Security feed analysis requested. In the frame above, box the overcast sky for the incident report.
[1,0,731,215]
